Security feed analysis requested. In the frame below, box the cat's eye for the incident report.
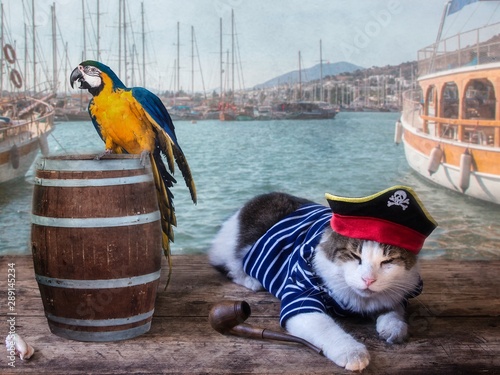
[381,259,394,266]
[351,253,362,264]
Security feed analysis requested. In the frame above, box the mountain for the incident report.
[254,61,364,89]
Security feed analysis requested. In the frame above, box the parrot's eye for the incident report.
[84,66,100,76]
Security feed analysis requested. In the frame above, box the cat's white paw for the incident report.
[324,339,370,371]
[230,271,263,291]
[376,312,408,344]
[241,275,263,291]
[287,312,370,372]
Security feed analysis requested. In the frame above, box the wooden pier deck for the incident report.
[1,255,499,374]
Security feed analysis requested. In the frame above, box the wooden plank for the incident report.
[0,255,499,374]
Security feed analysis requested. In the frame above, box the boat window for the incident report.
[425,85,436,117]
[464,79,496,120]
[441,83,459,119]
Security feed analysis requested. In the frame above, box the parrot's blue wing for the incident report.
[131,87,196,204]
[131,87,180,148]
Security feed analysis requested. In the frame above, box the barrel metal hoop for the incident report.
[46,310,154,327]
[34,173,153,187]
[36,158,151,172]
[48,322,152,342]
[35,269,161,289]
[31,210,160,228]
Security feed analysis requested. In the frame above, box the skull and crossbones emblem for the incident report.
[387,190,410,210]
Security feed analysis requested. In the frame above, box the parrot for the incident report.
[69,60,197,281]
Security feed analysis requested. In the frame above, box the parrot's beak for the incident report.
[70,66,84,89]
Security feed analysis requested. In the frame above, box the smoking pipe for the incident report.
[208,300,323,356]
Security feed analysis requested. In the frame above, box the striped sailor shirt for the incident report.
[242,203,423,327]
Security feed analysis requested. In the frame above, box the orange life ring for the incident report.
[3,44,16,64]
[10,69,22,88]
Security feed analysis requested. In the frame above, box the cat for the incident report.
[209,190,436,372]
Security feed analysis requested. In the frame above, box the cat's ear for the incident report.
[325,186,437,255]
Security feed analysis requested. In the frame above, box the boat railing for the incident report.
[418,22,500,76]
[0,97,54,144]
[402,90,500,148]
[401,89,424,129]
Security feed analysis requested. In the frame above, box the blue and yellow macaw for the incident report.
[69,60,196,273]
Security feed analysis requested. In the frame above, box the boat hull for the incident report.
[284,111,337,120]
[401,121,500,204]
[0,96,55,184]
[0,137,40,183]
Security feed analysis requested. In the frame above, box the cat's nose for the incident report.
[362,277,376,287]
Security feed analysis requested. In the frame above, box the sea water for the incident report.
[1,112,499,260]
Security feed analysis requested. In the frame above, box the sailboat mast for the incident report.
[52,3,57,93]
[191,25,194,95]
[219,17,222,98]
[32,0,36,93]
[118,0,122,77]
[123,0,127,86]
[82,0,86,60]
[24,24,28,91]
[193,28,207,99]
[231,9,234,98]
[141,2,145,87]
[429,1,451,74]
[226,49,230,96]
[298,50,302,101]
[177,21,180,93]
[173,59,177,95]
[131,43,135,87]
[97,0,100,60]
[320,39,323,102]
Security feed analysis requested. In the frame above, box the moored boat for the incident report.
[0,95,55,184]
[274,101,337,120]
[397,3,500,204]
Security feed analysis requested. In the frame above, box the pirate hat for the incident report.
[325,186,437,254]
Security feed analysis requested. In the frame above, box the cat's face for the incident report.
[315,228,420,309]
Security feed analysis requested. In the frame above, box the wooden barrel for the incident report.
[31,154,162,342]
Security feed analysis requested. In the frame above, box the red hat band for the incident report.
[330,214,427,254]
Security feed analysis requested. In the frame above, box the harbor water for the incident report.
[1,112,499,260]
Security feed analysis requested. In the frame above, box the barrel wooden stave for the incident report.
[31,222,161,279]
[36,283,158,320]
[31,155,162,342]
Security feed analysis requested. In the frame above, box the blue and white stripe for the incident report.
[243,203,333,326]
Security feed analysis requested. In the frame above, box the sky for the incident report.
[2,0,500,94]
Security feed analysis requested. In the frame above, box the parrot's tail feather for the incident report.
[150,153,176,288]
[173,147,197,204]
[156,130,176,173]
[164,138,175,173]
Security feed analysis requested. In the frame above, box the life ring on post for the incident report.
[10,69,22,88]
[3,44,16,64]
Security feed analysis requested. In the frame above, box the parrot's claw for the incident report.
[95,149,113,160]
[139,151,150,168]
